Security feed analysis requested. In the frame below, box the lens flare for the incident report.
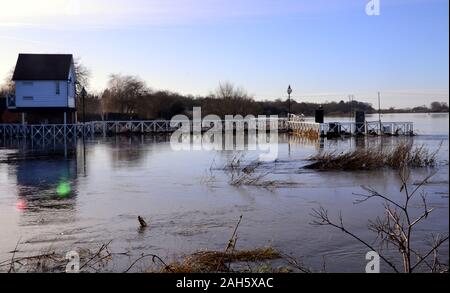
[57,182,71,198]
[16,199,27,211]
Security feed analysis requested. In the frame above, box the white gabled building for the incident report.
[9,53,77,124]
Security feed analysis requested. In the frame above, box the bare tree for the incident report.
[74,58,91,93]
[214,82,248,100]
[73,58,93,120]
[0,68,15,97]
[430,101,449,113]
[101,74,148,117]
[311,167,449,273]
[206,82,259,118]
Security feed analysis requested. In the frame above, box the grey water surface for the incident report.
[0,113,448,272]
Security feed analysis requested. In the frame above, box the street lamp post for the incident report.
[81,87,87,136]
[287,85,293,119]
[81,87,87,124]
[79,87,88,170]
[378,91,382,135]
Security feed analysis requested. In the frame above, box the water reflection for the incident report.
[1,138,80,220]
[104,135,170,168]
[0,113,447,272]
[287,134,323,149]
[102,133,292,169]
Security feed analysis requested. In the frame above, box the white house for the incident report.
[9,54,77,124]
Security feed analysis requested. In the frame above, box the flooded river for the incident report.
[0,113,448,272]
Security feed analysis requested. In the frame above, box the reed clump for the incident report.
[161,248,281,273]
[306,142,439,171]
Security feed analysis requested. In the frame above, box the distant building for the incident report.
[8,54,77,124]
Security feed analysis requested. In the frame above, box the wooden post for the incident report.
[64,112,67,138]
[378,92,382,135]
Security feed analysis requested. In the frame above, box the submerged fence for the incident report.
[0,118,414,139]
[0,119,290,139]
[288,120,414,137]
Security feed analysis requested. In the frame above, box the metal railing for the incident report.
[319,121,414,136]
[0,118,290,138]
[0,119,414,139]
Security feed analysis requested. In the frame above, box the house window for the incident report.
[56,81,60,95]
[23,96,34,100]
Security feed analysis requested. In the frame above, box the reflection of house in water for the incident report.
[8,143,80,214]
[2,140,87,230]
[16,155,77,198]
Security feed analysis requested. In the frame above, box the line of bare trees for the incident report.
[1,59,448,122]
[75,73,375,121]
[80,75,264,121]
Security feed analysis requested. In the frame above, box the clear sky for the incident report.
[0,0,448,108]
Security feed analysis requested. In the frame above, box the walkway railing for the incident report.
[0,119,414,139]
[318,121,414,136]
[287,118,414,137]
[0,118,290,138]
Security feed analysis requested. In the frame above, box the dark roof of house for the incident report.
[12,54,73,81]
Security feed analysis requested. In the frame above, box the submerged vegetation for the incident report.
[306,142,440,171]
[216,153,300,190]
[0,215,306,273]
[0,241,113,273]
[160,248,281,273]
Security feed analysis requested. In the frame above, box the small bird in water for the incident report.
[138,216,148,228]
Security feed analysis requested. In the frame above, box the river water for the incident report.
[0,113,448,272]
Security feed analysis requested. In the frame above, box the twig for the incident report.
[280,253,312,273]
[79,240,112,271]
[123,254,171,273]
[311,207,400,273]
[217,215,243,272]
[8,237,21,273]
[411,235,449,272]
[314,167,448,273]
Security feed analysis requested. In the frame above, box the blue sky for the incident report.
[0,0,448,108]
